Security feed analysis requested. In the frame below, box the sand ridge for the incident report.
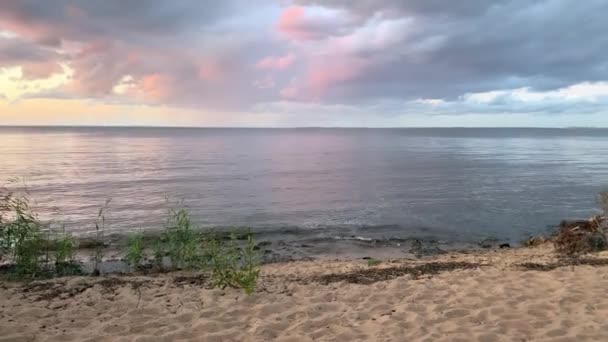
[2,244,608,341]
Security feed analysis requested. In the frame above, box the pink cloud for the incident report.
[277,6,353,41]
[138,73,175,102]
[310,57,368,90]
[126,51,140,65]
[0,6,71,47]
[280,82,299,99]
[76,40,112,57]
[280,56,370,100]
[256,53,296,70]
[0,2,386,107]
[0,17,46,42]
[308,63,361,88]
[199,60,225,82]
[275,15,410,101]
[253,76,276,89]
[67,41,130,96]
[64,4,87,20]
[20,61,63,79]
[277,7,310,40]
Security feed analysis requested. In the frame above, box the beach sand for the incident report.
[2,244,608,342]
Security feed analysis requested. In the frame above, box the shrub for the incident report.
[54,232,80,276]
[125,233,145,270]
[208,233,260,295]
[14,231,45,277]
[163,207,202,270]
[0,184,47,278]
[161,204,260,293]
[237,234,261,294]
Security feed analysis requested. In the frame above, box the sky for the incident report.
[1,0,608,127]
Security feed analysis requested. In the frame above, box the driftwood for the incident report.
[553,216,607,255]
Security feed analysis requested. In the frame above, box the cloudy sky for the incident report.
[1,0,607,127]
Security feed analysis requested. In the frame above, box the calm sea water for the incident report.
[1,127,607,245]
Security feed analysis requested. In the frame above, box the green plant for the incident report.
[0,182,48,278]
[152,238,165,271]
[208,233,260,295]
[238,234,260,294]
[367,258,382,267]
[13,230,45,277]
[54,232,80,276]
[125,233,145,270]
[92,199,111,276]
[54,232,77,264]
[163,206,201,270]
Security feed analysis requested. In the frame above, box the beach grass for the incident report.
[125,233,145,270]
[0,183,47,278]
[91,199,111,276]
[0,184,261,294]
[163,207,203,270]
[53,231,80,276]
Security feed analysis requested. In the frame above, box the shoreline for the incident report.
[3,243,608,341]
[64,232,511,274]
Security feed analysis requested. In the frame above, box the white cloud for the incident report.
[112,75,135,95]
[0,30,17,39]
[412,98,445,106]
[461,82,608,105]
[259,82,608,123]
[0,64,73,100]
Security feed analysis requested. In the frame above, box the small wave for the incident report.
[333,236,374,241]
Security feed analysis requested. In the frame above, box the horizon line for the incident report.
[0,125,606,130]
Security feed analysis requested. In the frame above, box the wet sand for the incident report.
[2,243,608,342]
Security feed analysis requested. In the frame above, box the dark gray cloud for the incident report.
[0,1,240,41]
[295,0,502,18]
[0,36,64,78]
[289,0,608,103]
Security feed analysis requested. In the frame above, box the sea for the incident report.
[1,126,607,255]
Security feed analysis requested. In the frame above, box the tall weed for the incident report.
[0,181,47,278]
[54,231,80,276]
[91,199,111,276]
[163,207,201,270]
[125,232,145,269]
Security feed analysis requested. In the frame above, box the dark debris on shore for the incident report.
[518,257,608,272]
[21,277,149,302]
[313,261,482,285]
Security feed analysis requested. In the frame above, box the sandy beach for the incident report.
[2,244,608,342]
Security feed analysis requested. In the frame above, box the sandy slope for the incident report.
[2,245,608,342]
